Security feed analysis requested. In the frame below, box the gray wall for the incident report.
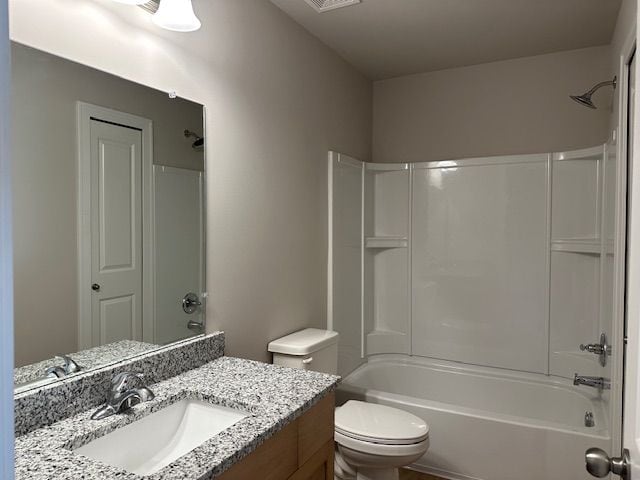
[12,43,204,367]
[373,46,612,163]
[609,0,637,133]
[10,0,373,364]
[198,4,373,362]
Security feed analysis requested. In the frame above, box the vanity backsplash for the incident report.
[15,333,225,436]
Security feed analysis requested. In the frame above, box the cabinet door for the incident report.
[288,441,334,480]
[216,421,298,480]
[298,394,335,465]
[307,464,326,480]
[217,393,335,480]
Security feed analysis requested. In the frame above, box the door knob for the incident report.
[585,448,630,479]
[91,283,101,292]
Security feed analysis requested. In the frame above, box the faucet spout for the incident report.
[91,372,155,420]
[91,390,142,420]
[44,354,82,379]
[574,373,611,391]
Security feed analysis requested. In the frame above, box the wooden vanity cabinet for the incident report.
[216,392,335,480]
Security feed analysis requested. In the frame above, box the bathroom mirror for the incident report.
[12,42,206,392]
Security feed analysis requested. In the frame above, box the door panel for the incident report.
[99,295,135,344]
[90,120,143,346]
[98,140,136,271]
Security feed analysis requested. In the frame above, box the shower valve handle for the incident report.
[579,333,611,367]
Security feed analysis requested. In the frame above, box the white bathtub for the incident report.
[336,356,611,480]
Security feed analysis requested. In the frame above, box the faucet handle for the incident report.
[111,372,145,393]
[92,372,154,420]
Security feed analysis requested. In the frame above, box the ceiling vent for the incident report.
[139,0,160,14]
[303,0,361,13]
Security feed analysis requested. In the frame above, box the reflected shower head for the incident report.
[184,129,204,150]
[570,77,617,110]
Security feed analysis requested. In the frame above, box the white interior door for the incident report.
[588,50,638,480]
[90,119,143,346]
[624,52,640,480]
[153,165,204,345]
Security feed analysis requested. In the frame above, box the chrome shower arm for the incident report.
[585,77,617,96]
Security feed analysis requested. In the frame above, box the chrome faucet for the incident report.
[579,332,611,367]
[91,372,155,420]
[574,373,611,391]
[45,355,82,378]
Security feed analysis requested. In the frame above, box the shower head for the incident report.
[570,93,597,109]
[184,129,204,150]
[570,77,617,110]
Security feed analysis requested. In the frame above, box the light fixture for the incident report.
[110,0,148,5]
[152,0,201,32]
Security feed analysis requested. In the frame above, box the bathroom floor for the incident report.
[400,470,446,480]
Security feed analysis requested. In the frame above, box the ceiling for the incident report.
[270,0,623,80]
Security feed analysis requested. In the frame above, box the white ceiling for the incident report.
[270,0,622,80]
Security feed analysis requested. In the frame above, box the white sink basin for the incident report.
[75,399,250,476]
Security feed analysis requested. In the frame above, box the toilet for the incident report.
[268,329,430,480]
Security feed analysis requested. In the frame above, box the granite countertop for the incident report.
[14,340,159,388]
[15,356,340,480]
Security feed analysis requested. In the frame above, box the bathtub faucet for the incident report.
[574,374,610,391]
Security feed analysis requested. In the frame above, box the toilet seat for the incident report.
[335,401,429,446]
[335,430,430,458]
[334,426,428,446]
[334,401,431,479]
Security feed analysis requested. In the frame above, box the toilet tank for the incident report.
[268,328,339,375]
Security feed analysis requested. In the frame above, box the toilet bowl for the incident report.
[267,329,430,479]
[334,400,430,480]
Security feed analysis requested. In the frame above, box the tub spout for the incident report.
[574,374,610,391]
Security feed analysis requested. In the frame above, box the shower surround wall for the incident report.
[411,155,549,373]
[329,145,616,382]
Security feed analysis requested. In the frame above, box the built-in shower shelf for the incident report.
[551,239,610,255]
[367,329,410,355]
[365,162,409,172]
[365,236,408,249]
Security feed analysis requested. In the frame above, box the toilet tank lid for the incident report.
[268,328,339,356]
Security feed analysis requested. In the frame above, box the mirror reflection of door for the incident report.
[77,104,153,351]
[78,105,205,349]
[89,119,144,346]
